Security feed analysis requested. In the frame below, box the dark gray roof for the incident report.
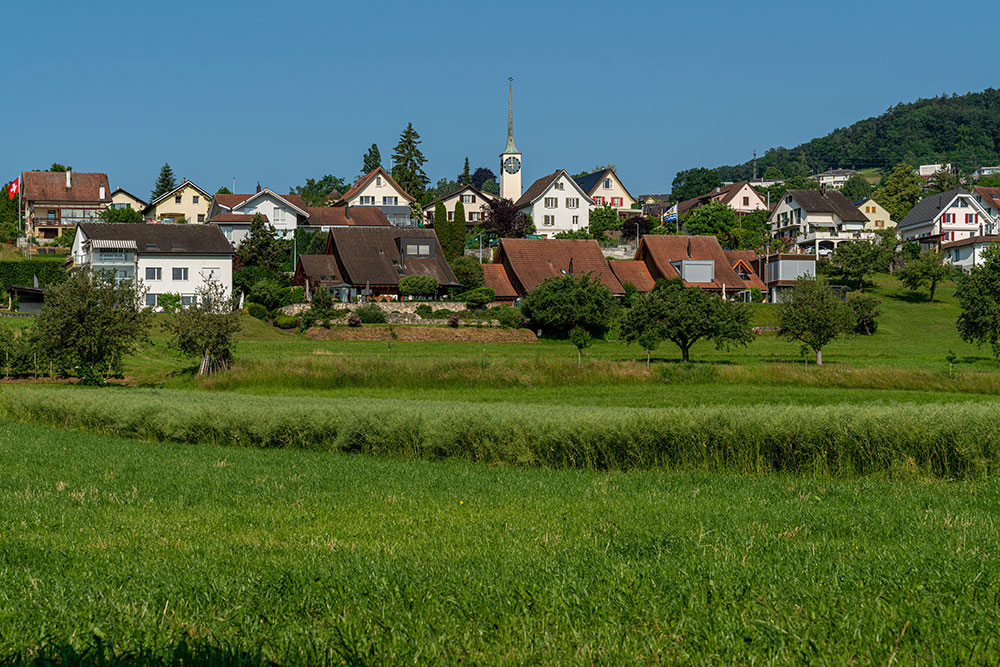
[573,170,607,196]
[786,189,867,222]
[899,188,969,229]
[78,223,233,254]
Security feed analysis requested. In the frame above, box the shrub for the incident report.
[434,308,452,318]
[520,273,615,338]
[447,313,460,328]
[355,302,387,324]
[848,293,881,335]
[157,292,183,313]
[245,302,268,320]
[399,275,439,297]
[415,304,434,319]
[449,255,484,290]
[234,266,287,295]
[309,286,336,316]
[0,258,67,293]
[459,287,495,310]
[272,314,300,330]
[347,312,362,327]
[750,287,764,303]
[494,305,525,329]
[249,279,288,311]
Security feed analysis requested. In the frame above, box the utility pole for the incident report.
[752,151,758,181]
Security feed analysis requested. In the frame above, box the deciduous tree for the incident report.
[482,198,532,238]
[957,246,1000,357]
[520,273,614,338]
[684,200,739,238]
[588,204,622,239]
[163,279,242,374]
[831,239,885,291]
[840,174,873,202]
[32,267,151,381]
[777,277,855,365]
[98,207,143,223]
[873,163,923,222]
[671,167,722,202]
[897,249,952,302]
[291,174,349,206]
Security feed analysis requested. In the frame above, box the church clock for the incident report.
[503,156,521,174]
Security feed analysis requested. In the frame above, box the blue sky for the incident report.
[3,0,998,198]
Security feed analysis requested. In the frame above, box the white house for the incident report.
[897,188,994,249]
[573,168,638,215]
[333,167,415,227]
[515,169,594,238]
[973,166,1000,180]
[677,180,769,216]
[72,222,234,310]
[941,235,1000,271]
[811,168,858,189]
[207,189,311,243]
[768,188,870,255]
[422,184,496,230]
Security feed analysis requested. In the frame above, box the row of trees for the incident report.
[2,268,242,382]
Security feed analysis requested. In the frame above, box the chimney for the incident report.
[65,171,71,189]
[256,182,261,193]
[344,204,350,220]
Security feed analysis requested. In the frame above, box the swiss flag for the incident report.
[6,177,18,200]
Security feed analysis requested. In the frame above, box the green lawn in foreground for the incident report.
[2,419,998,664]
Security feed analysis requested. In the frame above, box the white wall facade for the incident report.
[137,255,233,309]
[769,193,871,255]
[347,173,411,207]
[899,193,990,246]
[521,173,594,238]
[587,172,636,213]
[233,193,302,239]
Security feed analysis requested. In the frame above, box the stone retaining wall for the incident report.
[280,300,497,316]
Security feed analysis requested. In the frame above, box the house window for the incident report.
[172,267,189,281]
[175,195,182,204]
[145,294,158,307]
[611,197,622,207]
[461,194,474,203]
[544,197,557,208]
[47,210,57,221]
[197,214,205,223]
[272,208,286,224]
[376,176,383,187]
[603,178,612,189]
[543,215,555,226]
[360,196,375,205]
[572,215,579,225]
[469,212,481,221]
[566,198,579,208]
[966,213,976,224]
[554,182,564,191]
[404,244,431,256]
[743,196,749,206]
[382,196,398,206]
[145,267,162,281]
[447,211,454,221]
[193,195,199,204]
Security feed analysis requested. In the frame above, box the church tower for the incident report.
[500,79,522,201]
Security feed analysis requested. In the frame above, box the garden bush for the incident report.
[245,302,268,321]
[272,314,300,330]
[493,305,525,329]
[458,287,495,310]
[415,304,434,319]
[347,312,362,327]
[354,303,387,324]
[399,275,439,298]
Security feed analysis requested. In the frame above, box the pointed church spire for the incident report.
[505,77,518,154]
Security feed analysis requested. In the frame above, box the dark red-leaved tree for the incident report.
[482,198,532,238]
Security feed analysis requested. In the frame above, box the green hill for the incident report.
[714,89,1000,181]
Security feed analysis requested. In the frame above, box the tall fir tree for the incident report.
[433,201,449,256]
[362,143,382,174]
[459,157,472,185]
[449,201,467,260]
[391,123,429,201]
[151,163,178,200]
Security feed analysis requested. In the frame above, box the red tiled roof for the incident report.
[302,206,391,227]
[677,181,765,214]
[336,167,415,204]
[208,213,268,223]
[608,260,655,292]
[481,263,518,299]
[23,171,111,203]
[495,238,624,295]
[973,186,1000,211]
[638,235,756,292]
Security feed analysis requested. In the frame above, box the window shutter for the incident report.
[471,195,476,203]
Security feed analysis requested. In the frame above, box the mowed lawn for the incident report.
[3,420,1000,664]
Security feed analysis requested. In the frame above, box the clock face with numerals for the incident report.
[503,156,521,174]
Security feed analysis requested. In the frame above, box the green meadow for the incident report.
[3,274,1000,663]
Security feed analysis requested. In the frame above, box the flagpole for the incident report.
[18,171,23,254]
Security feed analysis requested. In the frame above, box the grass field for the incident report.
[4,273,1000,663]
[4,420,1000,664]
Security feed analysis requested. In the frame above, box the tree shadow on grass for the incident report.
[885,290,930,304]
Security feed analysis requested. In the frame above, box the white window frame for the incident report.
[172,267,189,281]
[145,267,162,281]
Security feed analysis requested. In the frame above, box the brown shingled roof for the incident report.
[302,206,390,227]
[325,227,459,287]
[481,263,518,299]
[77,222,233,254]
[23,171,111,203]
[608,260,655,292]
[638,235,755,292]
[494,238,624,295]
[295,254,346,286]
[786,189,867,222]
